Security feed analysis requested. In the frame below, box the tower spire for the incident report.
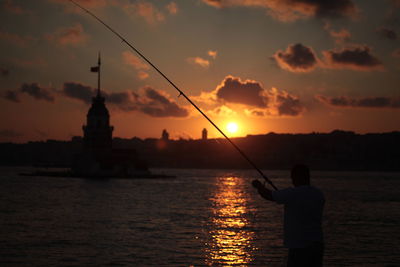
[97,51,101,97]
[90,52,102,97]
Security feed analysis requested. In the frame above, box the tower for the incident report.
[202,128,207,140]
[162,129,169,141]
[82,53,114,152]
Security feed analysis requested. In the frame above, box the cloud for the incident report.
[0,67,9,77]
[62,82,189,117]
[208,50,218,59]
[329,28,351,44]
[316,95,400,108]
[324,23,351,44]
[63,82,94,104]
[122,51,149,70]
[215,76,267,107]
[201,0,357,21]
[20,83,55,102]
[3,90,20,102]
[197,75,304,117]
[140,87,189,117]
[122,51,150,79]
[63,82,138,111]
[137,71,149,80]
[322,46,383,71]
[187,57,210,68]
[45,24,88,46]
[166,2,178,15]
[208,105,237,117]
[244,88,304,116]
[127,1,165,24]
[376,27,397,40]
[0,129,22,138]
[0,30,34,47]
[273,43,318,73]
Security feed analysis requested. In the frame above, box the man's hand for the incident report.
[252,179,274,201]
[252,179,264,189]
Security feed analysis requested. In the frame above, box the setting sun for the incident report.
[226,122,239,134]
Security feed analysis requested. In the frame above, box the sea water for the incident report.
[0,167,399,266]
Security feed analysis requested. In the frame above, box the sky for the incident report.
[0,0,400,143]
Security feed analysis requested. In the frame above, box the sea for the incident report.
[0,167,399,266]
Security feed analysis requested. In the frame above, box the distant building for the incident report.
[162,129,169,141]
[72,54,149,177]
[202,128,207,140]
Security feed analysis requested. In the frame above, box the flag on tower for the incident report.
[90,66,99,72]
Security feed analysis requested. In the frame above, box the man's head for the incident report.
[291,164,310,186]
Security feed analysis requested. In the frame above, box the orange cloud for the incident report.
[187,57,210,68]
[208,105,237,117]
[324,23,351,44]
[122,51,150,70]
[45,24,88,46]
[128,1,165,24]
[122,51,150,79]
[166,2,178,15]
[138,71,149,80]
[208,50,218,59]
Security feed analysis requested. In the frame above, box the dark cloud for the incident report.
[63,82,188,118]
[0,129,22,138]
[20,83,55,102]
[63,82,137,111]
[140,87,189,117]
[245,88,304,116]
[0,67,9,77]
[215,76,267,107]
[307,0,356,18]
[376,27,397,40]
[201,0,356,21]
[273,43,318,73]
[202,76,304,117]
[63,82,94,104]
[322,46,383,71]
[316,95,400,108]
[276,91,304,116]
[3,90,20,102]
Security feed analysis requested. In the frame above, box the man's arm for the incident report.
[252,180,274,201]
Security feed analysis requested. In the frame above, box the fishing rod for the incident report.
[68,0,278,191]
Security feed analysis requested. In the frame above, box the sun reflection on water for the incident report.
[206,176,255,266]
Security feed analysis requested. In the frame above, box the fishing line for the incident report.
[68,0,278,191]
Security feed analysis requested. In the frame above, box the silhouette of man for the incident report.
[252,164,325,267]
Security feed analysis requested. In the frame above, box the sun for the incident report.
[226,122,239,134]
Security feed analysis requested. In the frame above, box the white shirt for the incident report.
[272,185,325,248]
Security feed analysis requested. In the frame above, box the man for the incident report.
[252,164,325,267]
